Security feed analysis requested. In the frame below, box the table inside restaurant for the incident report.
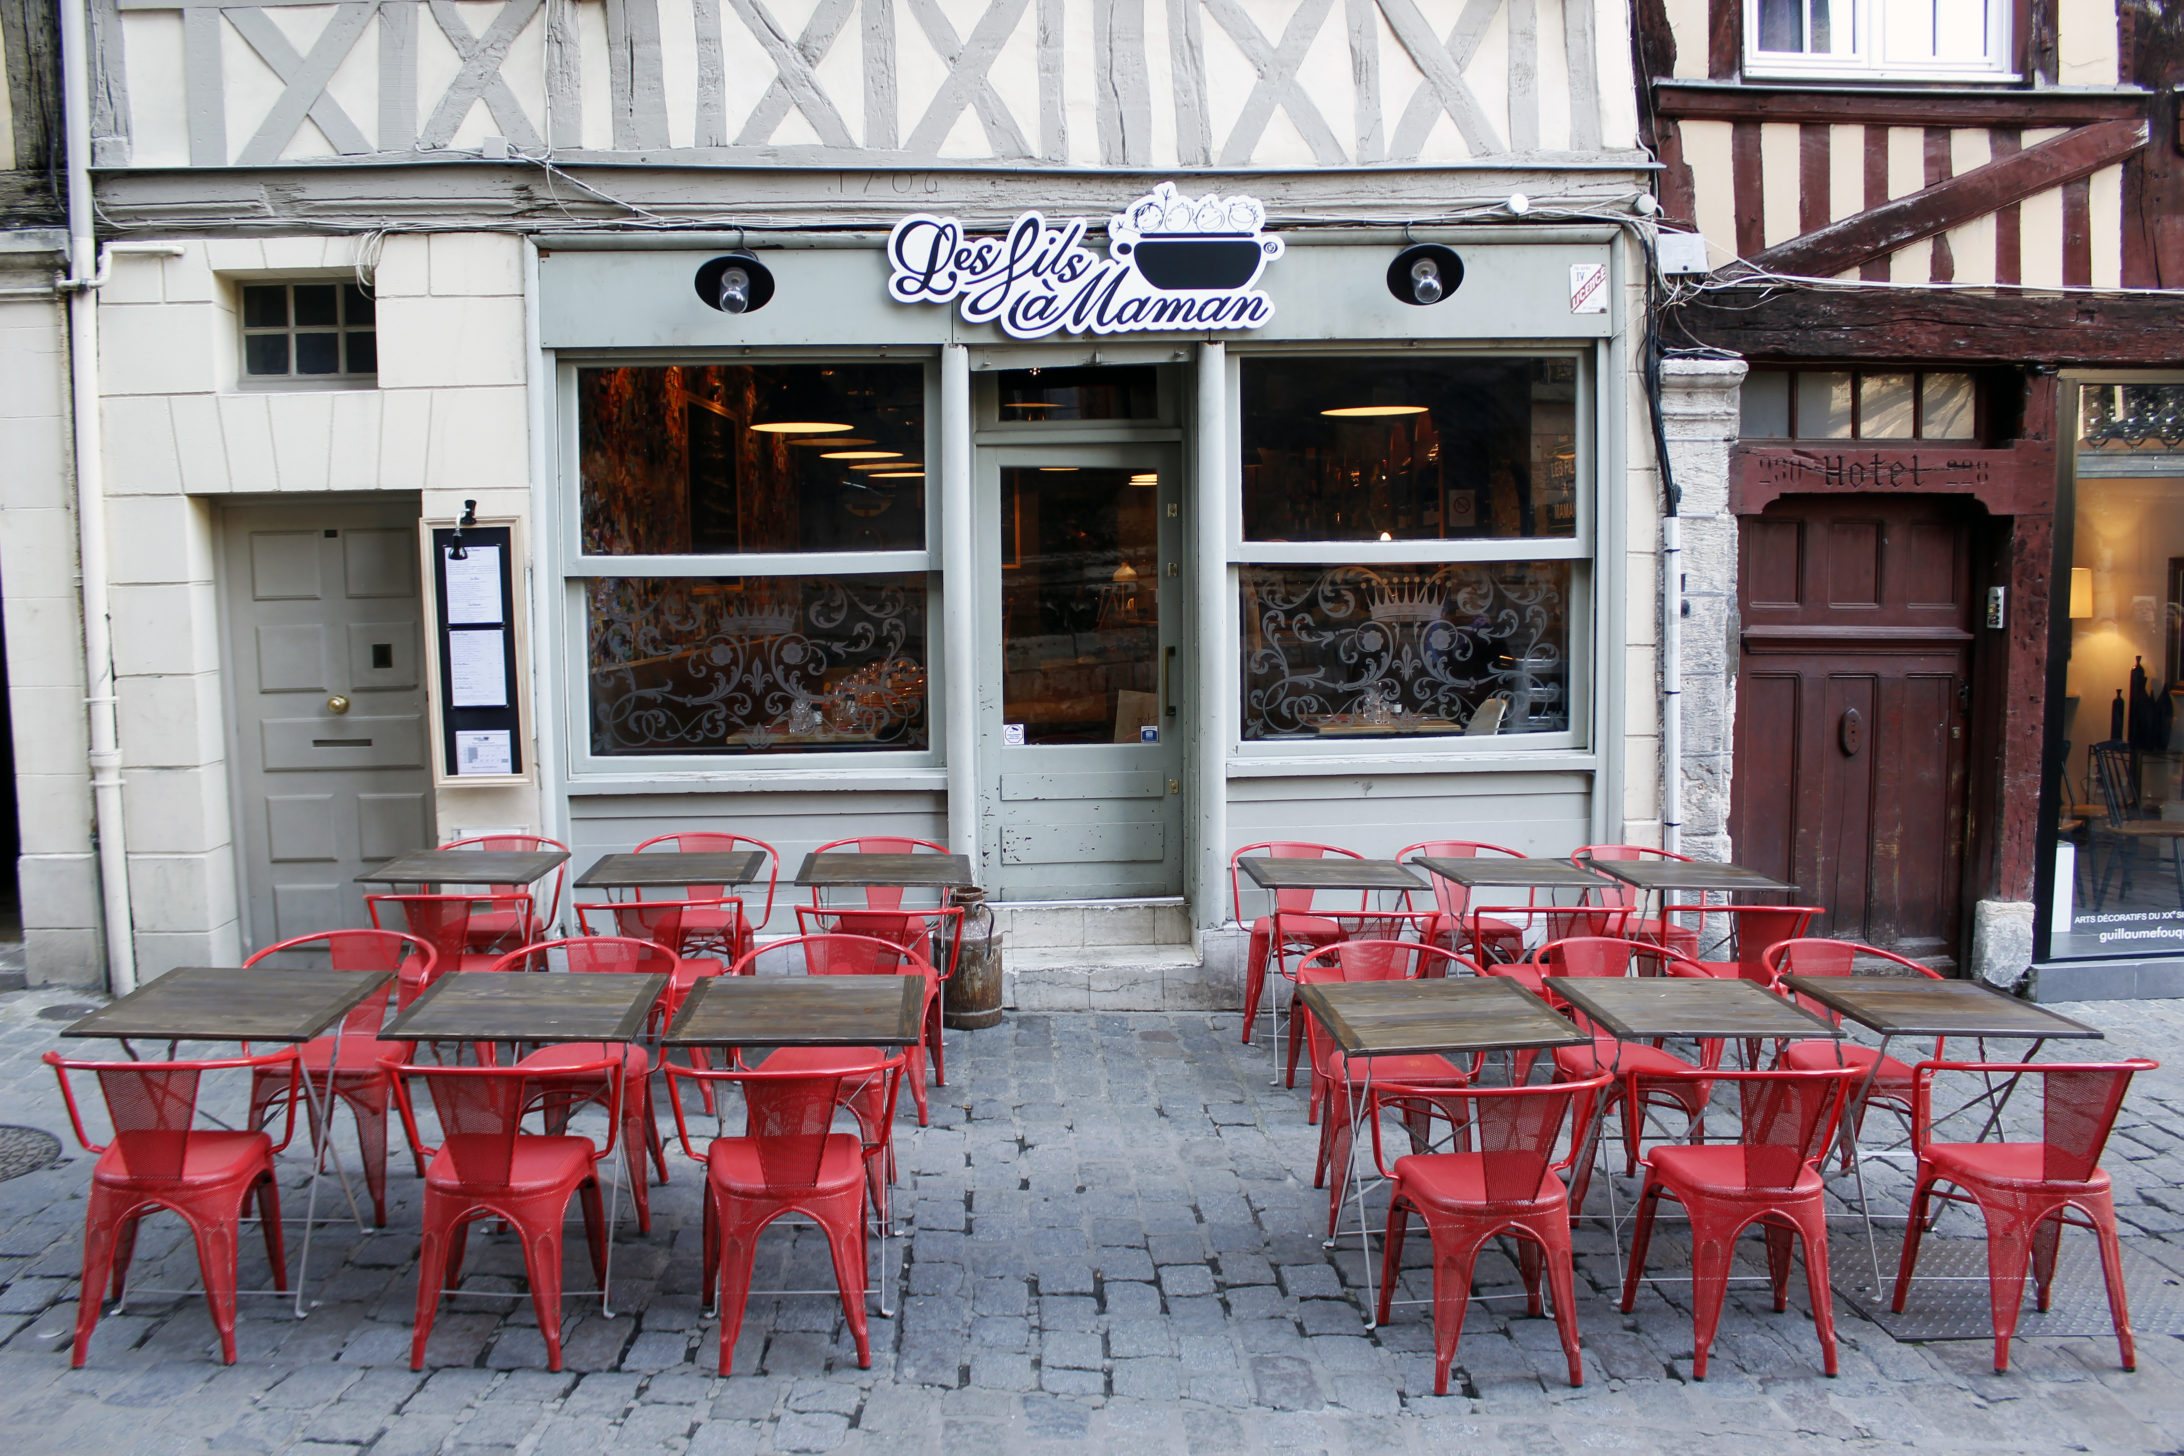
[357,848,570,887]
[793,851,976,890]
[62,964,399,1312]
[1295,975,1587,1322]
[575,851,769,892]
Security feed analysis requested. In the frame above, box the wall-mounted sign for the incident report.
[887,183,1283,340]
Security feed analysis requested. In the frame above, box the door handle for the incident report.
[1163,647,1176,718]
[326,694,351,715]
[1839,706,1863,756]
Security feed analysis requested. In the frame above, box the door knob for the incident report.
[327,694,351,715]
[1839,706,1862,756]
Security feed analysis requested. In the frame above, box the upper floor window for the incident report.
[1747,0,2014,81]
[1741,368,1980,441]
[240,281,376,388]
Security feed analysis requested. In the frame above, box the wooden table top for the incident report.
[1237,857,1425,892]
[61,966,395,1044]
[1582,860,1797,893]
[380,971,667,1044]
[574,851,768,890]
[662,975,926,1048]
[356,849,570,886]
[1780,976,2106,1040]
[1553,977,1841,1042]
[1412,856,1612,890]
[794,851,976,888]
[1294,976,1585,1058]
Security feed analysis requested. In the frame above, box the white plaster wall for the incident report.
[91,233,543,976]
[0,291,103,986]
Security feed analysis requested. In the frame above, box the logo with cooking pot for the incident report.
[886,183,1283,340]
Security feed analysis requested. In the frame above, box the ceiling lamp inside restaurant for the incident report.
[749,421,854,434]
[1321,405,1428,418]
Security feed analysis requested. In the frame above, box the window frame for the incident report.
[1741,0,2018,83]
[557,351,946,780]
[1224,343,1598,763]
[234,275,379,392]
[1739,365,1986,444]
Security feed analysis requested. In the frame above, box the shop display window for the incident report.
[578,364,926,555]
[1238,562,1571,741]
[584,574,930,755]
[1239,357,1578,542]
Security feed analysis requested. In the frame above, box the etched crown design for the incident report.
[1365,573,1447,625]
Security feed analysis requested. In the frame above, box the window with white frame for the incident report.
[1234,354,1588,745]
[239,280,377,386]
[572,361,933,758]
[1746,0,2014,81]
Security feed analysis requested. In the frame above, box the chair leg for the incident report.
[1620,1178,1663,1313]
[1763,1219,1796,1312]
[2030,1208,2065,1313]
[578,1176,608,1288]
[519,1214,568,1372]
[1684,1210,1739,1381]
[817,1187,873,1369]
[1791,1200,1839,1376]
[412,1205,457,1371]
[1891,1172,1940,1313]
[1377,1197,1410,1326]
[714,1204,769,1377]
[256,1170,288,1292]
[1534,1219,1585,1388]
[925,995,946,1090]
[1241,924,1271,1043]
[72,1191,126,1368]
[2085,1192,2138,1371]
[1980,1207,2037,1374]
[187,1207,244,1365]
[1515,1238,1545,1318]
[1427,1232,1484,1397]
[344,1081,391,1228]
[106,1206,140,1306]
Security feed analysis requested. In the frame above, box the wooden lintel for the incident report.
[1675,286,2184,366]
[1653,82,2150,128]
[1753,119,2149,278]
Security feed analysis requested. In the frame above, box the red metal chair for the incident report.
[46,1047,302,1366]
[1370,1073,1612,1394]
[1398,839,1528,963]
[1892,1057,2159,1373]
[808,836,952,911]
[1574,844,1704,958]
[633,831,779,960]
[1619,1065,1860,1379]
[243,929,438,1226]
[577,898,737,1018]
[751,928,948,1128]
[486,937,674,1230]
[1661,904,1823,983]
[368,892,535,978]
[662,1053,906,1375]
[1526,937,1719,1193]
[795,905,960,1114]
[440,834,568,951]
[1765,938,1946,1162]
[391,1058,619,1372]
[1296,940,1482,1236]
[1231,842,1366,1047]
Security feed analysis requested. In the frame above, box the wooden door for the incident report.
[223,501,434,943]
[1732,495,1979,963]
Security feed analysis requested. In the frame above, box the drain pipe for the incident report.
[58,0,137,996]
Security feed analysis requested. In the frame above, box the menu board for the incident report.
[424,521,527,783]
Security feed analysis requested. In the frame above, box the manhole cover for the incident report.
[35,1004,98,1022]
[0,1126,60,1182]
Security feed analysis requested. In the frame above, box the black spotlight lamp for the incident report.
[1387,244,1463,306]
[695,252,776,314]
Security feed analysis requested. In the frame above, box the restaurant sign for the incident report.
[886,183,1283,340]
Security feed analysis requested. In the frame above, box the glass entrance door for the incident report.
[980,445,1184,898]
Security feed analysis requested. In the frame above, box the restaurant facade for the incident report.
[0,0,1685,1003]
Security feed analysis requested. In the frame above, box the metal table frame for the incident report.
[1411,856,1618,965]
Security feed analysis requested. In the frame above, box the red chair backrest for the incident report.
[46,1049,299,1179]
[809,836,950,911]
[486,935,678,975]
[1762,938,1939,1016]
[736,932,931,979]
[1729,1068,1858,1190]
[1535,936,1656,979]
[246,927,436,1023]
[1369,1076,1607,1197]
[402,1061,611,1186]
[440,834,568,924]
[369,893,533,963]
[1230,841,1365,919]
[1295,939,1479,983]
[795,907,962,979]
[1398,840,1521,921]
[1666,905,1822,980]
[1573,843,1694,910]
[1911,1060,2157,1183]
[634,832,780,929]
[744,1071,858,1188]
[585,898,689,949]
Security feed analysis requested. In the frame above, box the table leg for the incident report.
[291,1014,355,1319]
[1343,1054,1379,1327]
[1839,1033,1891,1294]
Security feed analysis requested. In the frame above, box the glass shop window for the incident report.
[996,365,1160,422]
[577,363,926,555]
[584,575,930,756]
[1740,368,1979,442]
[1239,562,1573,742]
[1240,357,1580,542]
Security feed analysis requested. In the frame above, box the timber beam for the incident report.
[1673,285,2184,366]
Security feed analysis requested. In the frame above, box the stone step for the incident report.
[990,897,1192,949]
[1002,941,1215,1013]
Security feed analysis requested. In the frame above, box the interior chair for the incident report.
[2089,741,2184,911]
[392,1058,619,1372]
[1619,1064,1859,1379]
[1892,1057,2158,1373]
[46,1048,301,1366]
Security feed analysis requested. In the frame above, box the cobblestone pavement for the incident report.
[0,985,2180,1455]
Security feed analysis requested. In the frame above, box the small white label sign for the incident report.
[1003,724,1026,747]
[455,729,513,776]
[1569,263,1608,314]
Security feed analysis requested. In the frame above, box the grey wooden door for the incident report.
[980,445,1185,898]
[222,501,433,944]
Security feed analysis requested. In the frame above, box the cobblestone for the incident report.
[0,989,2179,1452]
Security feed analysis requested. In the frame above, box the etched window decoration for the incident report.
[1240,563,1572,741]
[1240,357,1579,543]
[585,575,929,755]
[578,364,926,556]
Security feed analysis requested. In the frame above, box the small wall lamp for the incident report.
[2070,567,2094,620]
